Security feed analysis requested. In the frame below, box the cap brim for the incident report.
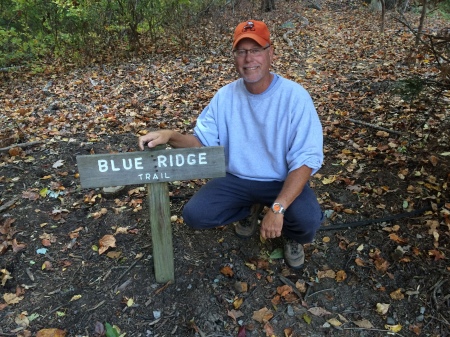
[233,34,269,49]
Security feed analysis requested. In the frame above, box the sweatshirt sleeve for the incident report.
[286,88,323,175]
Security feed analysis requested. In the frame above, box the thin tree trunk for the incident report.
[415,0,427,47]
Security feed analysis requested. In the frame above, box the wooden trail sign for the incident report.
[76,146,225,282]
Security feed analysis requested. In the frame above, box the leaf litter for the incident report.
[0,0,449,336]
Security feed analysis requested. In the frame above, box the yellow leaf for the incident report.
[322,175,337,185]
[385,324,402,332]
[233,297,244,309]
[127,298,134,307]
[70,294,82,302]
[4,293,24,304]
[327,317,342,326]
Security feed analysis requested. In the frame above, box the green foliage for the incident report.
[0,0,223,67]
[393,76,426,102]
[105,323,121,337]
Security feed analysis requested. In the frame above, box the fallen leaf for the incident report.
[277,285,292,297]
[327,317,342,326]
[385,324,403,332]
[376,303,390,315]
[36,328,66,337]
[284,328,293,337]
[227,309,243,323]
[428,249,445,261]
[12,239,26,253]
[308,307,332,316]
[15,312,29,328]
[390,288,405,300]
[233,297,243,309]
[317,269,335,279]
[69,294,82,302]
[98,234,116,254]
[42,261,53,270]
[263,322,275,336]
[335,270,347,282]
[353,319,374,328]
[4,293,24,304]
[22,191,40,200]
[220,265,234,277]
[1,269,12,286]
[252,307,273,323]
[52,159,65,168]
[107,251,122,259]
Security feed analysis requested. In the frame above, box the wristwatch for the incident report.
[271,202,285,214]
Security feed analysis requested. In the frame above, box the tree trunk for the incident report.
[415,0,427,48]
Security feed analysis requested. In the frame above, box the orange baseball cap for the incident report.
[233,20,270,49]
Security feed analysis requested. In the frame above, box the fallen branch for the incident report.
[347,118,402,135]
[0,141,43,152]
[283,30,294,47]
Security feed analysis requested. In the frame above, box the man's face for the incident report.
[234,38,273,92]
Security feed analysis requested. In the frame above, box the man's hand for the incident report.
[260,212,283,239]
[138,130,172,150]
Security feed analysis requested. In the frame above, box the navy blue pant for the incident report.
[182,173,323,244]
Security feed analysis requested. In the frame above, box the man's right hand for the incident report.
[138,130,172,150]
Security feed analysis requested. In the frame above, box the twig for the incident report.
[0,197,19,213]
[87,300,105,312]
[305,287,335,299]
[279,275,303,300]
[110,256,142,289]
[343,327,405,336]
[154,280,173,295]
[0,141,43,152]
[347,118,403,135]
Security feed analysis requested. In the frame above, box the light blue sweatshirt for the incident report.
[194,74,323,181]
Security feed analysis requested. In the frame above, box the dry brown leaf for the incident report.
[227,309,243,323]
[353,319,374,328]
[317,269,336,279]
[252,307,273,323]
[277,285,292,297]
[284,328,293,337]
[220,265,234,277]
[263,322,275,337]
[390,288,405,300]
[308,307,332,316]
[98,234,116,255]
[12,239,26,253]
[295,280,307,293]
[335,270,347,282]
[36,328,66,337]
[22,191,40,200]
[355,258,366,266]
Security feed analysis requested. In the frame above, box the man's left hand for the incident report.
[260,212,283,239]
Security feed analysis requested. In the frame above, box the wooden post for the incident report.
[147,181,174,283]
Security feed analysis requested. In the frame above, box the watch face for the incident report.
[273,204,282,212]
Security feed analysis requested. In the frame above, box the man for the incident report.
[138,20,323,269]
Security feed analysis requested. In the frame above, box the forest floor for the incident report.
[1,0,449,336]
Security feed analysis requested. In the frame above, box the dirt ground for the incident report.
[1,0,450,336]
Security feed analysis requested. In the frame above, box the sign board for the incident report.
[76,146,226,283]
[76,146,226,188]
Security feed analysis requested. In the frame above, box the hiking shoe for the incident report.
[234,204,264,239]
[284,239,305,269]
